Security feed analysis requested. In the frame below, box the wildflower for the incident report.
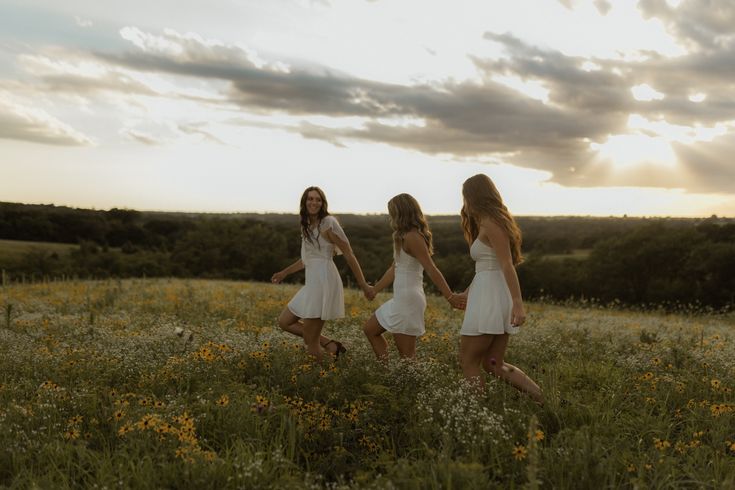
[653,438,671,450]
[533,429,545,442]
[68,415,83,425]
[64,428,80,440]
[154,400,165,409]
[216,395,229,407]
[626,463,636,473]
[651,357,661,366]
[252,395,270,414]
[113,410,125,422]
[711,379,721,390]
[512,445,528,461]
[118,424,133,436]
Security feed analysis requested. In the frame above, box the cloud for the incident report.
[639,0,735,50]
[177,123,227,145]
[0,94,92,146]
[120,127,163,145]
[12,24,734,193]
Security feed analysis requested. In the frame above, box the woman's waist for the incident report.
[302,255,334,262]
[474,260,500,272]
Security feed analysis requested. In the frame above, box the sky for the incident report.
[1,0,734,216]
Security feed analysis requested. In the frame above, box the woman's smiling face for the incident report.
[306,190,323,217]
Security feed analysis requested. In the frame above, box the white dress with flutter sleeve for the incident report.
[287,216,347,320]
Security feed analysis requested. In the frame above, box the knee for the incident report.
[363,318,378,337]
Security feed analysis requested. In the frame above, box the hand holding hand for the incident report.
[448,292,467,310]
[271,271,287,284]
[363,284,376,301]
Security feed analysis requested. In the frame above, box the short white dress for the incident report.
[375,249,426,336]
[287,216,348,321]
[460,238,519,336]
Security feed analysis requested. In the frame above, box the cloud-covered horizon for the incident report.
[2,0,734,213]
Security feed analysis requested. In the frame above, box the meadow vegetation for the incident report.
[1,279,733,488]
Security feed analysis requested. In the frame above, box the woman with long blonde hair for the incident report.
[458,174,542,402]
[272,186,372,362]
[363,193,465,359]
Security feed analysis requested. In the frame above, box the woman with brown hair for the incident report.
[271,186,371,362]
[459,174,542,402]
[363,193,465,359]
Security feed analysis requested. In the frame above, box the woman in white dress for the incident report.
[271,186,371,362]
[458,174,542,403]
[363,193,465,359]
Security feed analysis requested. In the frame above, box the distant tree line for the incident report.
[1,202,733,310]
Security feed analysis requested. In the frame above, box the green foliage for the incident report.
[2,203,735,309]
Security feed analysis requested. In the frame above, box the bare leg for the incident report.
[363,313,388,360]
[278,307,339,354]
[302,318,326,362]
[459,335,494,389]
[483,334,543,404]
[392,333,417,359]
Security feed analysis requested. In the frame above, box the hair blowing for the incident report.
[299,186,330,246]
[387,193,433,256]
[460,174,523,265]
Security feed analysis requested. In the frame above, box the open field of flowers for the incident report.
[1,278,734,488]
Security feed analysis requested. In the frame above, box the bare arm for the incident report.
[403,231,465,309]
[372,262,395,294]
[480,218,525,326]
[323,229,369,291]
[271,259,304,284]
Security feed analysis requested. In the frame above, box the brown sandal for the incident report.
[323,339,347,358]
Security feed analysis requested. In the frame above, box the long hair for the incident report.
[299,186,330,246]
[461,174,523,265]
[387,193,433,256]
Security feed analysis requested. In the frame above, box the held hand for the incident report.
[448,292,467,310]
[511,302,526,327]
[363,285,376,301]
[271,271,286,284]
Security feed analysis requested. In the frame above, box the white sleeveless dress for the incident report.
[460,239,519,336]
[287,216,347,321]
[375,249,426,336]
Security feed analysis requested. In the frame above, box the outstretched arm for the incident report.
[481,218,525,326]
[271,259,304,284]
[404,232,465,309]
[323,229,370,292]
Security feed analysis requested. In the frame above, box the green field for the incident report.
[0,239,78,268]
[0,279,733,488]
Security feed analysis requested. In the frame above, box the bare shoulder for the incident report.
[403,229,428,255]
[479,216,503,234]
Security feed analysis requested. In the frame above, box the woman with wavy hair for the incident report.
[459,174,542,402]
[272,186,371,362]
[363,193,465,359]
